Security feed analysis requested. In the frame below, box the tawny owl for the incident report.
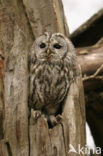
[29,32,76,126]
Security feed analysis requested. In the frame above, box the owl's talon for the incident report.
[33,110,41,120]
[49,115,58,126]
[30,109,41,124]
[49,115,63,127]
[56,114,62,122]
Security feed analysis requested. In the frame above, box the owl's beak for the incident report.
[46,49,50,57]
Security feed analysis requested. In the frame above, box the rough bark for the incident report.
[77,38,103,78]
[0,0,33,155]
[23,0,69,38]
[0,50,4,140]
[0,0,86,156]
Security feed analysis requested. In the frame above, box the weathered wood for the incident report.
[0,0,33,155]
[62,75,86,156]
[0,140,9,156]
[77,38,103,75]
[0,51,4,140]
[30,113,66,156]
[23,0,69,38]
[76,38,103,91]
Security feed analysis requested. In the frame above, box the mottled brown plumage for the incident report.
[29,32,76,125]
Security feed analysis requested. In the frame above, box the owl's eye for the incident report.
[40,43,46,48]
[53,43,62,49]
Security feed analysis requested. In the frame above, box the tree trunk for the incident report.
[0,0,86,156]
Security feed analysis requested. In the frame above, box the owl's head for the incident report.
[31,32,75,63]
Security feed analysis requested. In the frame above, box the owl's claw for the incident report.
[56,114,63,122]
[30,109,41,124]
[49,115,58,126]
[33,110,41,120]
[49,114,62,127]
[30,109,63,127]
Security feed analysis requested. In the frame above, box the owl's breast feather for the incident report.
[31,63,70,115]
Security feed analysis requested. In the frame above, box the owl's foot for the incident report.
[56,114,63,122]
[30,109,41,124]
[49,114,62,127]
